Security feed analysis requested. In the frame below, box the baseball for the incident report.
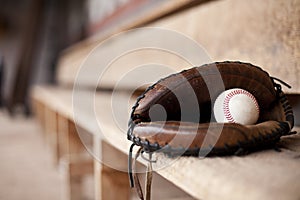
[213,88,260,125]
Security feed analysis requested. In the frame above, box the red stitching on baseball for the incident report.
[223,89,259,123]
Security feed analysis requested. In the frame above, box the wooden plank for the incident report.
[88,0,210,37]
[100,140,196,200]
[68,156,94,177]
[67,120,86,155]
[32,99,46,131]
[55,0,206,89]
[56,0,300,93]
[44,106,59,165]
[31,85,74,120]
[157,0,300,93]
[59,120,94,200]
[32,89,94,200]
[31,86,300,200]
[63,155,93,200]
[101,141,130,200]
[101,165,130,200]
[93,135,102,200]
[57,114,69,162]
[66,0,205,55]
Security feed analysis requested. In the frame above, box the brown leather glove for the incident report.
[128,61,294,155]
[127,61,295,199]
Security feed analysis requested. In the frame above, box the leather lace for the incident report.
[129,144,153,200]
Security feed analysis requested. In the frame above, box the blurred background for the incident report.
[0,0,206,199]
[0,0,203,114]
[0,0,299,200]
[1,0,85,113]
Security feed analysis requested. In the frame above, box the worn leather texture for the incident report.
[127,61,295,156]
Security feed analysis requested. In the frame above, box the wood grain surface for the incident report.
[31,86,300,200]
[56,0,300,93]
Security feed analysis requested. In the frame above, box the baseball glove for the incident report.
[127,61,295,199]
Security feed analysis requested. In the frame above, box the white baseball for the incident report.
[213,88,260,125]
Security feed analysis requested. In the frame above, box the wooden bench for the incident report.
[31,0,299,199]
[31,85,300,200]
[57,0,300,93]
